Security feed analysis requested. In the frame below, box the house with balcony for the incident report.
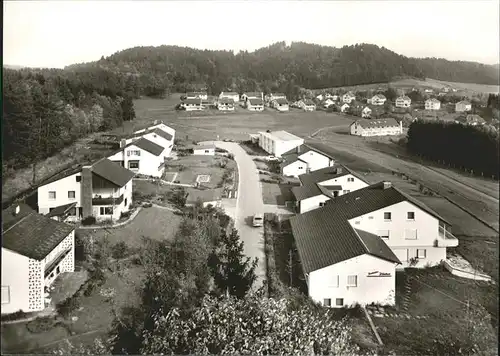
[455,100,472,113]
[350,118,403,137]
[2,204,75,314]
[289,180,458,308]
[219,92,240,103]
[342,92,356,104]
[217,97,235,111]
[292,165,369,213]
[37,158,135,223]
[247,98,264,111]
[368,94,387,106]
[280,143,336,178]
[120,127,174,159]
[271,98,290,112]
[107,137,166,177]
[425,98,441,110]
[395,96,412,108]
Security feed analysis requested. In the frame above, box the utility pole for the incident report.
[288,249,293,287]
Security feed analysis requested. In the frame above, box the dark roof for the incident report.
[355,229,400,264]
[38,165,83,187]
[274,98,288,105]
[292,184,326,201]
[2,204,75,260]
[46,202,77,218]
[351,118,400,129]
[248,98,264,105]
[244,92,262,98]
[221,92,239,96]
[219,97,235,104]
[194,144,216,150]
[126,138,164,156]
[322,185,342,190]
[92,158,135,187]
[291,181,450,272]
[183,98,202,105]
[303,99,315,106]
[298,165,366,186]
[131,128,173,141]
[271,93,286,97]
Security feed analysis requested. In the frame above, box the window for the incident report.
[204,150,209,154]
[298,166,303,169]
[129,161,139,169]
[68,191,76,199]
[384,212,392,221]
[342,190,350,194]
[347,275,358,287]
[323,298,332,307]
[407,212,415,220]
[49,191,56,200]
[100,207,113,215]
[347,177,354,182]
[417,249,426,259]
[368,216,374,219]
[378,230,390,239]
[335,298,344,306]
[76,176,82,183]
[124,198,128,206]
[2,286,10,304]
[354,221,360,225]
[405,229,418,240]
[319,202,326,207]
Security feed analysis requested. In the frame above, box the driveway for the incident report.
[205,141,267,291]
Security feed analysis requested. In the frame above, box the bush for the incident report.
[112,242,129,259]
[56,295,81,318]
[26,316,55,333]
[83,282,96,297]
[82,216,96,226]
[1,310,28,322]
[120,211,131,220]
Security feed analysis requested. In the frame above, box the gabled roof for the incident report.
[131,128,173,142]
[194,144,215,150]
[2,204,75,261]
[302,99,316,106]
[126,137,164,156]
[260,130,302,141]
[92,158,135,187]
[298,165,367,186]
[373,94,387,100]
[344,92,355,97]
[426,98,441,104]
[351,118,400,129]
[281,143,335,167]
[46,202,77,218]
[220,92,239,96]
[183,98,203,105]
[362,106,372,112]
[219,97,235,104]
[274,98,289,105]
[456,100,471,106]
[244,92,262,98]
[292,183,334,201]
[271,93,286,97]
[290,181,450,273]
[248,98,264,105]
[397,96,411,101]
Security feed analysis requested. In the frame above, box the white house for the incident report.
[266,93,287,102]
[350,118,403,137]
[455,100,472,113]
[424,89,434,94]
[425,98,441,110]
[271,98,289,112]
[247,98,264,111]
[369,94,387,106]
[298,99,316,111]
[258,130,304,157]
[241,92,263,103]
[293,165,369,213]
[361,107,372,118]
[2,204,75,314]
[193,144,215,156]
[395,96,412,108]
[342,92,356,103]
[455,114,486,126]
[280,143,336,178]
[341,103,350,113]
[108,138,166,178]
[185,188,223,208]
[290,181,459,308]
[186,92,208,100]
[217,97,235,111]
[182,98,204,111]
[37,158,135,223]
[323,99,335,108]
[316,93,324,101]
[219,92,240,103]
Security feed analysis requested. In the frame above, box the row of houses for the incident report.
[2,122,178,315]
[250,130,459,308]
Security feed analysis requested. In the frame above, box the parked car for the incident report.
[252,213,264,227]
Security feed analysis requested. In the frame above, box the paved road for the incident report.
[209,141,267,291]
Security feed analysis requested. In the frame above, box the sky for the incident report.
[4,0,500,68]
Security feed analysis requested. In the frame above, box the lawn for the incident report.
[77,206,182,249]
[261,182,298,205]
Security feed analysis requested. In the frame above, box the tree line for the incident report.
[407,120,499,179]
[2,67,136,171]
[69,42,499,101]
[53,204,360,355]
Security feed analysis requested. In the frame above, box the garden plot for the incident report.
[196,174,211,183]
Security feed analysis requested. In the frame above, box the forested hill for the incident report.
[65,42,499,96]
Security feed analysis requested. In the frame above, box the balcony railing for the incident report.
[44,247,71,278]
[439,226,457,240]
[92,194,124,206]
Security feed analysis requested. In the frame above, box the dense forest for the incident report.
[407,121,499,179]
[67,42,499,99]
[2,67,136,171]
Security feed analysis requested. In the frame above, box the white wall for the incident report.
[125,132,173,158]
[193,148,215,156]
[258,133,304,157]
[298,151,334,172]
[38,172,81,216]
[92,180,132,222]
[282,160,308,177]
[248,104,264,111]
[299,194,331,213]
[110,144,164,178]
[1,248,30,314]
[309,254,397,308]
[318,174,369,195]
[350,124,403,137]
[43,230,75,287]
[348,200,447,268]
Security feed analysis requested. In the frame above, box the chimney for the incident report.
[297,145,301,153]
[120,139,127,148]
[383,181,392,189]
[400,120,403,132]
[154,119,158,125]
[81,166,93,219]
[14,205,20,215]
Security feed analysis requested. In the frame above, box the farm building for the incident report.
[350,118,403,137]
[455,100,472,113]
[290,181,459,308]
[247,98,264,111]
[257,130,304,157]
[395,96,411,108]
[217,97,235,111]
[193,144,216,156]
[298,99,316,111]
[182,98,204,111]
[271,98,289,112]
[425,98,441,110]
[2,204,75,314]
